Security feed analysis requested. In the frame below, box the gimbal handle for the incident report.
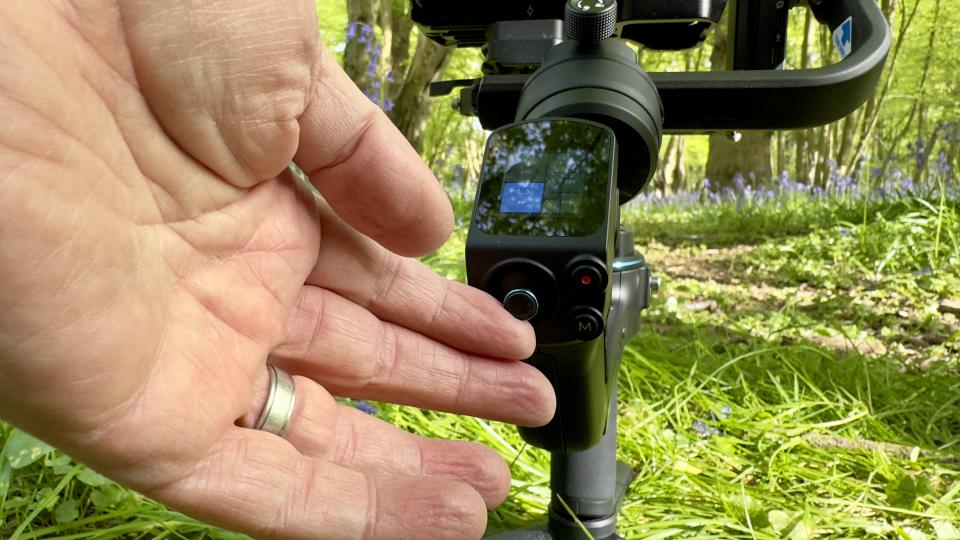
[438,0,890,133]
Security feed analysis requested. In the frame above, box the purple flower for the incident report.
[355,400,379,415]
[693,420,720,438]
[382,98,394,112]
[733,172,745,189]
[347,22,373,44]
[365,45,382,77]
[936,150,952,176]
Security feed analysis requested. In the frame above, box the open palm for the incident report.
[0,2,555,538]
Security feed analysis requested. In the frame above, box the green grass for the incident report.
[3,190,959,539]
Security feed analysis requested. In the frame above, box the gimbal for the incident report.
[411,1,890,538]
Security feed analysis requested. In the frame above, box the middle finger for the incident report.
[271,284,556,428]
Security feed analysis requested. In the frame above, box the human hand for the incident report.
[0,2,555,538]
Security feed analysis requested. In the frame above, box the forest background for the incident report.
[320,0,959,203]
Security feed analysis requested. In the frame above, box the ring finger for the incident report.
[239,367,512,508]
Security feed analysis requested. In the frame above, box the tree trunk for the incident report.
[670,136,688,193]
[705,15,772,189]
[342,0,453,151]
[388,34,452,152]
[654,136,676,195]
[343,0,378,87]
[794,9,814,183]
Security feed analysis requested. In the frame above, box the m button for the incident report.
[568,307,603,340]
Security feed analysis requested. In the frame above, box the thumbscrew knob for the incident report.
[564,0,618,43]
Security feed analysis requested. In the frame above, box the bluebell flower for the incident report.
[347,22,373,45]
[936,150,952,176]
[382,98,395,112]
[693,420,720,438]
[355,400,379,415]
[733,172,745,189]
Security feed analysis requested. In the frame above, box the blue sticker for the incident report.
[833,16,853,59]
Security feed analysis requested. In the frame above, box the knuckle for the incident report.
[398,482,486,540]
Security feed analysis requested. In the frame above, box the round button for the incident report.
[503,289,539,321]
[571,264,605,293]
[568,307,604,340]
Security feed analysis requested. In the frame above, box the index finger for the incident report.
[294,45,453,257]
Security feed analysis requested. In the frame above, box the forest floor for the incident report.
[2,194,959,539]
[642,239,959,365]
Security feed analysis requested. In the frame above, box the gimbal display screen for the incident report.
[474,119,614,237]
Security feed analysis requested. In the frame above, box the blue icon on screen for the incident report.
[501,182,546,213]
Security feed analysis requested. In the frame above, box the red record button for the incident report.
[571,264,605,292]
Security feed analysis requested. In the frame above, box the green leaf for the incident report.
[76,466,112,487]
[0,461,11,510]
[1,429,53,469]
[90,484,129,510]
[53,499,79,524]
[886,474,932,510]
[789,517,815,540]
[34,486,58,510]
[46,453,73,476]
[901,526,930,540]
[768,510,792,532]
[933,520,960,540]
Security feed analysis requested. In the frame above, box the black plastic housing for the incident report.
[515,39,663,201]
[411,0,727,51]
[466,119,620,452]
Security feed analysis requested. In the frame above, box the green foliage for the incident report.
[0,428,242,539]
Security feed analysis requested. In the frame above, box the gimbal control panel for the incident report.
[467,119,619,453]
[468,118,617,344]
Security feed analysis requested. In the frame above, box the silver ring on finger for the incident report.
[254,364,296,437]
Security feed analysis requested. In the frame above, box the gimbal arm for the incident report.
[440,0,891,133]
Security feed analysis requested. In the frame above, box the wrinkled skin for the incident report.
[0,2,556,538]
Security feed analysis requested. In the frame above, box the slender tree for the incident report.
[342,0,452,152]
